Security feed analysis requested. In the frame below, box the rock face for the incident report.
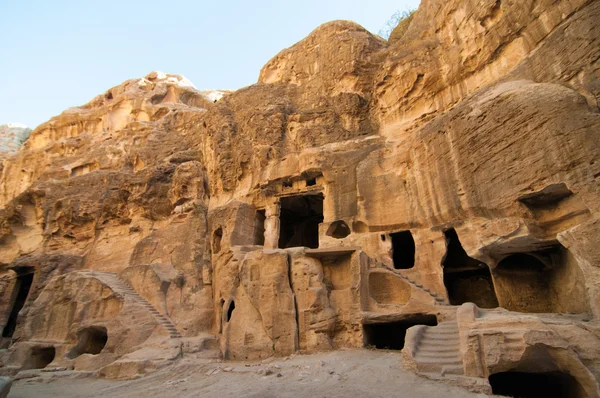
[0,124,31,165]
[1,0,600,396]
[0,376,10,398]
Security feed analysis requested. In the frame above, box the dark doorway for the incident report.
[489,371,585,398]
[442,229,498,308]
[226,301,235,322]
[363,315,437,350]
[254,210,266,245]
[391,231,415,269]
[213,227,222,254]
[67,326,108,359]
[25,346,55,370]
[278,194,324,249]
[2,273,34,338]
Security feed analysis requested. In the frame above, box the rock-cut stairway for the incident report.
[396,272,446,305]
[78,270,182,338]
[376,260,445,304]
[412,320,463,376]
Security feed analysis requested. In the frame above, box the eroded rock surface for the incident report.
[1,0,600,395]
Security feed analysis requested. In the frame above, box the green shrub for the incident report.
[378,9,416,43]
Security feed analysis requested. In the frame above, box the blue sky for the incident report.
[0,0,420,128]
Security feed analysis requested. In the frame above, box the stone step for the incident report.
[423,337,459,344]
[428,326,458,332]
[415,356,462,365]
[441,365,465,376]
[418,345,460,354]
[419,338,460,347]
[416,352,462,361]
[423,331,459,338]
[425,325,458,332]
[421,339,460,347]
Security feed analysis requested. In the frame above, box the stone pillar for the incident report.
[264,200,281,249]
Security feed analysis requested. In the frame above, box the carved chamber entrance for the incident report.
[2,271,34,341]
[363,315,438,350]
[278,193,324,249]
[442,229,498,308]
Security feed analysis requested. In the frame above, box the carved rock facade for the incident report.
[1,0,600,395]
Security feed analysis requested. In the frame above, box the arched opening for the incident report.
[326,220,351,239]
[390,230,415,269]
[492,246,587,314]
[489,371,585,398]
[2,272,34,339]
[363,315,437,350]
[278,194,324,249]
[25,346,55,370]
[442,229,498,308]
[225,301,235,322]
[213,227,223,254]
[66,326,108,359]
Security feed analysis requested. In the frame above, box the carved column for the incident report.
[264,200,281,249]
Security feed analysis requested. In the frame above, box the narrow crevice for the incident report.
[286,252,300,350]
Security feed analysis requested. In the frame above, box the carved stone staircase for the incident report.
[397,273,446,305]
[375,261,446,304]
[78,270,182,338]
[412,320,463,376]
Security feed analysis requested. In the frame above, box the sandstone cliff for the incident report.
[1,0,600,396]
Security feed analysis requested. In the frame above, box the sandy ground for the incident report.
[9,349,496,398]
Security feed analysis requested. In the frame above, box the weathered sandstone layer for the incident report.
[1,0,599,396]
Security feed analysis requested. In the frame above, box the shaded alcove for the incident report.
[492,246,588,314]
[67,326,108,359]
[212,227,223,254]
[278,194,324,249]
[254,210,266,245]
[390,230,415,269]
[489,371,585,398]
[326,220,351,239]
[363,315,437,350]
[442,229,498,308]
[2,272,34,339]
[225,301,235,322]
[25,346,55,370]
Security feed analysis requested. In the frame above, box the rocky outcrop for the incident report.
[0,124,30,154]
[1,0,600,395]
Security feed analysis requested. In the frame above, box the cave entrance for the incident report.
[25,346,55,370]
[278,193,324,249]
[442,229,498,308]
[391,230,415,269]
[254,210,266,245]
[2,272,34,339]
[489,371,585,398]
[212,227,222,254]
[67,326,108,359]
[491,245,587,314]
[363,315,437,350]
[225,300,235,322]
